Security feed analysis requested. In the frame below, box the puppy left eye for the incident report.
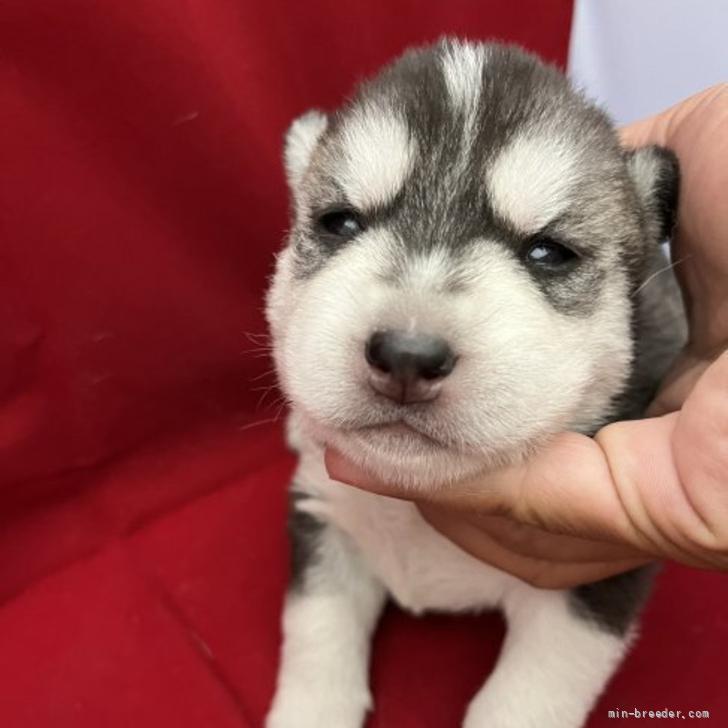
[524,237,578,268]
[317,209,365,239]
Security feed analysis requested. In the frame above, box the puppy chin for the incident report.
[305,416,488,491]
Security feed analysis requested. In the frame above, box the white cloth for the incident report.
[568,0,728,125]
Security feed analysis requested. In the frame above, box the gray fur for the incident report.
[570,565,660,636]
[611,245,687,423]
[288,490,324,592]
[288,41,675,319]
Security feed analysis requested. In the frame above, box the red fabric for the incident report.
[1,1,726,725]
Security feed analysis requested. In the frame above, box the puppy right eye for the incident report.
[316,209,365,239]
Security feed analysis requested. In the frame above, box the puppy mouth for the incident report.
[356,420,447,448]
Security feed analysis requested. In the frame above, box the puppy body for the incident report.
[266,40,684,727]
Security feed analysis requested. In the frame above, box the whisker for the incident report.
[249,368,277,382]
[240,347,274,357]
[254,384,281,411]
[237,414,284,433]
[632,255,690,298]
[243,331,271,345]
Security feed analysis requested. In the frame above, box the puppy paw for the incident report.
[266,687,370,728]
[463,695,579,728]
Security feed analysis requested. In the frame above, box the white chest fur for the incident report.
[292,430,521,615]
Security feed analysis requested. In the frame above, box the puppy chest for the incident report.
[304,479,513,614]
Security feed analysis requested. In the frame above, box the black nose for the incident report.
[365,330,456,404]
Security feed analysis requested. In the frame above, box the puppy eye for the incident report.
[524,236,578,269]
[317,209,365,239]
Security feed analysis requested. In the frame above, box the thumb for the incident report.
[325,426,661,546]
[325,417,680,553]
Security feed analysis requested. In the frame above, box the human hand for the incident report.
[326,85,728,589]
[625,84,728,415]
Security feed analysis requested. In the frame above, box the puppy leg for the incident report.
[463,587,632,728]
[266,497,386,728]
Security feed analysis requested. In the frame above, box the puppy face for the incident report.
[267,40,676,488]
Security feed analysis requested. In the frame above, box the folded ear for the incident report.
[624,145,680,242]
[284,110,328,193]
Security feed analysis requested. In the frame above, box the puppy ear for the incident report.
[284,110,328,192]
[624,145,680,242]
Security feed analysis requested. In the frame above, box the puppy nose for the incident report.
[365,330,456,404]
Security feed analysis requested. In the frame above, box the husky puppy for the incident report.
[265,39,684,728]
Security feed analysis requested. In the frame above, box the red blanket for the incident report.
[2,1,726,725]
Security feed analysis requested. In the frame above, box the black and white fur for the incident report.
[265,40,684,728]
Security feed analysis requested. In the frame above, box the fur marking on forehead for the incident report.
[337,103,415,210]
[440,41,485,113]
[488,133,579,234]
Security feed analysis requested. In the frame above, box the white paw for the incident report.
[463,692,581,728]
[463,700,513,728]
[266,687,370,728]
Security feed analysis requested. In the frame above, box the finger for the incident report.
[419,507,648,564]
[420,507,651,590]
[326,423,673,550]
[645,353,710,416]
[325,447,407,498]
[442,424,677,549]
[595,354,728,569]
[663,351,728,560]
[618,85,722,148]
[619,114,668,148]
